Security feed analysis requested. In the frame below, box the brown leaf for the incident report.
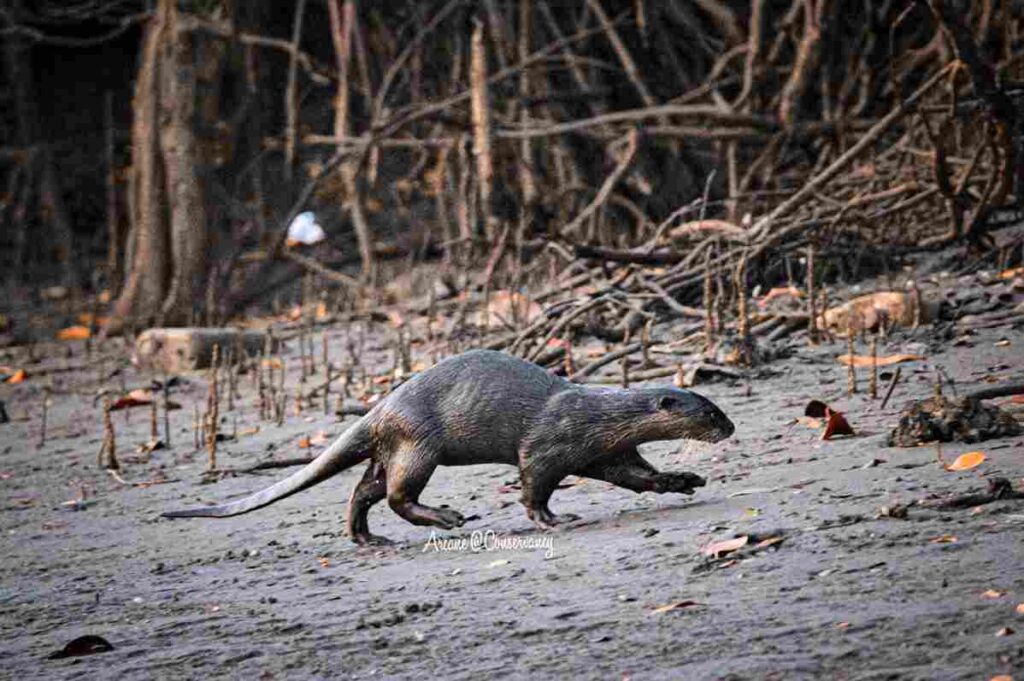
[47,635,114,659]
[754,536,785,550]
[999,267,1024,279]
[297,436,311,449]
[982,590,1004,599]
[797,416,823,429]
[929,534,958,544]
[836,353,925,367]
[5,368,27,384]
[821,409,855,440]
[309,430,331,446]
[651,600,703,614]
[57,325,92,341]
[701,535,749,558]
[757,286,803,309]
[946,451,986,472]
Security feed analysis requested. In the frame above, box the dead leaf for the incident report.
[995,339,1011,348]
[757,286,803,309]
[138,439,165,454]
[998,267,1024,279]
[797,416,823,429]
[110,388,178,411]
[651,600,702,614]
[946,451,986,472]
[1016,603,1024,615]
[822,291,934,331]
[56,325,91,341]
[5,368,27,384]
[298,436,311,449]
[929,534,958,544]
[983,590,1004,599]
[319,557,330,568]
[804,400,829,418]
[47,634,114,659]
[836,353,925,367]
[754,536,785,550]
[309,430,331,446]
[835,621,850,630]
[822,409,855,440]
[701,535,749,558]
[989,675,1014,681]
[996,627,1015,637]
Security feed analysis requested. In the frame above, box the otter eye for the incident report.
[657,396,677,410]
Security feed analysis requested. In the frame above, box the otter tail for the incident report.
[162,420,372,519]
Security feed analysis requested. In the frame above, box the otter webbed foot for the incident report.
[655,471,706,494]
[352,532,394,546]
[526,506,581,530]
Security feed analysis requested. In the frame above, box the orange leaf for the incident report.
[930,534,958,544]
[755,536,785,550]
[651,600,702,614]
[757,286,803,309]
[702,535,749,558]
[298,436,311,449]
[946,451,986,472]
[76,313,110,327]
[821,409,855,440]
[989,676,1014,681]
[110,396,151,411]
[998,267,1024,279]
[57,325,92,341]
[5,368,27,384]
[1016,603,1024,615]
[837,353,924,367]
[982,590,1003,599]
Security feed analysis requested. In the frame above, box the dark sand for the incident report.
[1,298,1022,680]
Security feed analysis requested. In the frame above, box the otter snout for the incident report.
[653,388,735,443]
[682,392,734,442]
[702,401,735,442]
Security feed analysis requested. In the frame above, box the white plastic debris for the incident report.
[286,211,326,246]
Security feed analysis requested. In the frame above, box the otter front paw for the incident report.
[435,508,466,530]
[658,472,706,494]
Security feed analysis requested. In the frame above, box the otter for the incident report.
[163,349,734,544]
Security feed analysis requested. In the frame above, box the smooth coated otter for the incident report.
[163,350,734,544]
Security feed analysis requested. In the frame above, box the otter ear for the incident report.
[657,395,677,411]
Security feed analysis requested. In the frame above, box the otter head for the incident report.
[644,387,734,443]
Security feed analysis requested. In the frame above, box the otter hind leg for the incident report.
[580,451,705,495]
[386,444,466,530]
[347,461,391,545]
